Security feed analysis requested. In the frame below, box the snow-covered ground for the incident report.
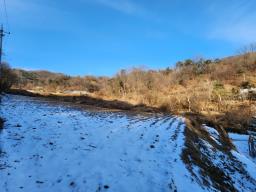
[0,95,205,192]
[229,133,256,163]
[229,133,256,176]
[193,126,256,191]
[1,95,256,192]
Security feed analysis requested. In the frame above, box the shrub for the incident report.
[221,105,253,133]
[159,102,171,113]
[0,63,17,93]
[213,81,224,90]
[240,81,254,89]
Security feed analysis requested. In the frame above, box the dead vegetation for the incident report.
[0,63,17,93]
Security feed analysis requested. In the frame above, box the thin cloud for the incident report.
[206,0,256,44]
[86,0,149,17]
[5,0,71,31]
[209,22,256,44]
[95,0,141,14]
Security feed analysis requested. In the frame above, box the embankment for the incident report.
[7,89,160,113]
[7,89,255,134]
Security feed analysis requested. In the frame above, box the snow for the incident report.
[203,125,221,145]
[186,126,256,192]
[229,133,256,164]
[0,95,206,192]
[231,150,256,179]
[229,133,256,190]
[1,95,255,192]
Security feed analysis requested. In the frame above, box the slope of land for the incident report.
[11,52,256,133]
[0,95,255,192]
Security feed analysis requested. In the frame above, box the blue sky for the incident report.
[1,0,256,76]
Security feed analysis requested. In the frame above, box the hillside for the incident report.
[13,69,65,79]
[2,1,256,191]
[11,52,256,133]
[2,52,256,192]
[13,69,66,86]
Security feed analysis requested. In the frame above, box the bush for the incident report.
[213,81,224,89]
[221,105,253,132]
[0,63,17,93]
[240,81,254,89]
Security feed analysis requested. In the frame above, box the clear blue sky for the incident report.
[1,0,256,76]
